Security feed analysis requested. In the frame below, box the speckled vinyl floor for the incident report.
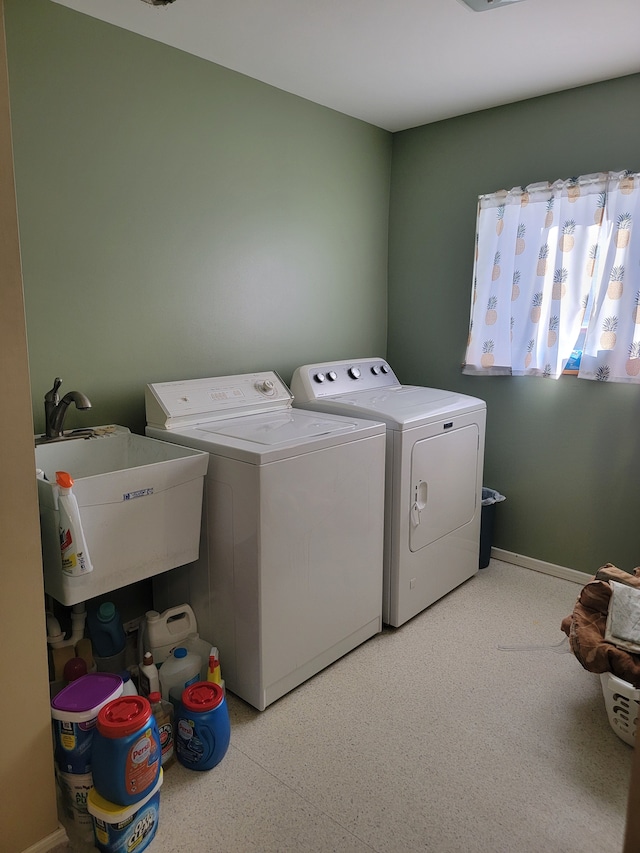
[59,560,633,853]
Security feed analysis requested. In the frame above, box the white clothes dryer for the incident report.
[290,358,486,628]
[145,371,385,710]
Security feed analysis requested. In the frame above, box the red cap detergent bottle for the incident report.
[91,695,161,806]
[175,681,230,771]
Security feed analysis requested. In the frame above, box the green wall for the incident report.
[388,74,640,574]
[5,0,390,436]
[8,1,640,576]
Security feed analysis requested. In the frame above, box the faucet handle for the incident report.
[45,377,62,403]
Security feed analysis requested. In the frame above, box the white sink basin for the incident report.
[36,426,208,605]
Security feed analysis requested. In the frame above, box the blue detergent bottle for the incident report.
[87,602,126,658]
[175,682,230,771]
[91,695,161,806]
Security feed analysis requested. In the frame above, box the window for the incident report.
[463,171,640,383]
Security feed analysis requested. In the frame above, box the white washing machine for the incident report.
[145,371,386,710]
[290,358,486,628]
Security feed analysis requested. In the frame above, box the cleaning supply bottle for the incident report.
[175,682,230,771]
[144,605,198,664]
[149,692,175,767]
[207,647,222,684]
[91,695,161,806]
[139,652,160,697]
[87,602,126,659]
[56,471,93,576]
[158,647,201,704]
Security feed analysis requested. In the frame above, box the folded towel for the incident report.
[605,580,640,654]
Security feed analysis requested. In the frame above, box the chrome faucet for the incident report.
[44,377,92,439]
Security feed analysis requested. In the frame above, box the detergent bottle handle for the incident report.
[198,724,216,765]
[164,604,197,635]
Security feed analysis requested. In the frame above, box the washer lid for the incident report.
[147,408,385,464]
[200,410,359,446]
[301,385,485,429]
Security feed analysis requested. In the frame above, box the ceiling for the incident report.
[50,0,640,132]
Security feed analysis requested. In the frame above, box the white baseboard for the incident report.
[21,825,68,853]
[491,547,590,585]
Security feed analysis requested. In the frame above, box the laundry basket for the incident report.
[600,672,640,746]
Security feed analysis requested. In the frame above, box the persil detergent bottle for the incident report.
[175,681,230,771]
[91,695,161,806]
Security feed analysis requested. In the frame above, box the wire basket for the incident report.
[600,672,640,746]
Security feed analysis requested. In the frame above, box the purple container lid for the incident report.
[51,672,123,718]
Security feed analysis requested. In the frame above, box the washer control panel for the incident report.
[146,371,293,429]
[290,358,401,400]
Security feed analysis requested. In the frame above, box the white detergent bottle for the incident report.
[56,471,93,576]
[158,647,201,703]
[144,605,198,663]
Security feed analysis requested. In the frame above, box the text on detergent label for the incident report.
[177,719,194,738]
[131,735,152,765]
[126,806,157,853]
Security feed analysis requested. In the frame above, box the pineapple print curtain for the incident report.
[579,173,640,381]
[463,171,640,382]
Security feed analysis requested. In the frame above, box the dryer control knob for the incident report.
[371,365,380,375]
[327,371,337,381]
[314,372,326,383]
[381,364,390,374]
[348,367,361,380]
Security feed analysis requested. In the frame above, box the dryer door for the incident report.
[409,424,479,552]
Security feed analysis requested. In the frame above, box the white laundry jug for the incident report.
[158,647,201,704]
[142,605,198,664]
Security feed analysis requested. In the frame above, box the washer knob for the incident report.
[381,364,390,374]
[348,367,361,380]
[371,365,380,375]
[314,372,326,383]
[257,379,276,395]
[327,371,337,381]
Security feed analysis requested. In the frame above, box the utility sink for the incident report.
[35,425,208,606]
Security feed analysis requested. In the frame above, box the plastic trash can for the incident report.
[479,487,506,569]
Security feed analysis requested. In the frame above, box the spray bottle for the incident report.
[56,471,93,576]
[207,647,222,685]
